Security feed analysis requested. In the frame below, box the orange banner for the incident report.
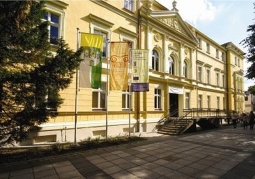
[110,42,130,91]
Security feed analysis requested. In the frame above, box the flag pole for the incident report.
[129,48,132,137]
[74,28,80,145]
[106,41,110,141]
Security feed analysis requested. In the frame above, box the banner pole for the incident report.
[74,28,80,145]
[106,41,111,141]
[129,48,132,137]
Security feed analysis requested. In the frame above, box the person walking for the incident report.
[242,113,249,129]
[232,111,237,128]
[249,111,254,130]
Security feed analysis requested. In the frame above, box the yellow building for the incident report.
[24,0,245,145]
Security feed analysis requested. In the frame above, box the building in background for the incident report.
[22,0,244,145]
[244,91,255,113]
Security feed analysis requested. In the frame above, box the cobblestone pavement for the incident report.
[0,125,255,179]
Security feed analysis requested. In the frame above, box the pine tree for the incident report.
[0,1,82,145]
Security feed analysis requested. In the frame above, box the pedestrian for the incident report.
[232,111,237,128]
[242,113,249,129]
[249,111,254,130]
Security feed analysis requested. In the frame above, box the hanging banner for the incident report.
[169,86,184,94]
[110,42,130,91]
[131,49,149,92]
[79,33,103,89]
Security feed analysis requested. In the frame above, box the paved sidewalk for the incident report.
[1,125,255,179]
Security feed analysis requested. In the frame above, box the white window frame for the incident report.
[216,49,219,58]
[216,73,219,86]
[206,69,210,84]
[185,93,190,109]
[94,29,108,59]
[207,96,211,109]
[124,0,133,11]
[217,96,220,109]
[198,95,203,109]
[222,74,225,88]
[152,50,159,71]
[206,43,210,53]
[183,61,187,78]
[122,88,131,110]
[154,88,161,110]
[198,38,202,49]
[198,66,202,82]
[92,83,106,109]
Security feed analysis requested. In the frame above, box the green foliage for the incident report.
[241,2,255,81]
[248,85,255,95]
[0,1,83,145]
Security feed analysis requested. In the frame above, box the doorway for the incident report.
[170,93,178,117]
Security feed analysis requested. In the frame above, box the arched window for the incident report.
[152,50,159,71]
[183,61,187,78]
[169,56,174,75]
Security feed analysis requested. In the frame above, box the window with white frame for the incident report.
[198,95,202,109]
[198,66,202,82]
[216,49,219,58]
[206,43,210,53]
[124,0,133,11]
[169,56,174,75]
[221,52,224,61]
[238,59,240,67]
[94,29,108,58]
[92,83,106,109]
[235,57,237,65]
[185,93,190,109]
[206,69,210,84]
[216,73,219,86]
[207,96,210,109]
[222,74,225,88]
[122,88,131,110]
[217,97,220,109]
[43,11,60,44]
[154,88,161,110]
[183,61,187,78]
[223,97,225,110]
[152,50,159,71]
[198,38,202,49]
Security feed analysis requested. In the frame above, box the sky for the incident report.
[157,0,255,90]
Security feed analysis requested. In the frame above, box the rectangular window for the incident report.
[216,49,219,58]
[198,95,202,109]
[207,96,210,109]
[223,97,226,110]
[94,29,108,58]
[154,88,161,109]
[122,88,131,110]
[221,52,224,61]
[206,43,210,53]
[206,69,210,84]
[235,57,237,65]
[124,0,133,11]
[216,73,219,86]
[222,75,225,88]
[198,38,202,49]
[185,93,190,109]
[217,97,220,109]
[44,12,60,44]
[198,66,202,82]
[92,83,106,109]
[238,59,240,67]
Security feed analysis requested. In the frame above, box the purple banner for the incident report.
[131,83,149,92]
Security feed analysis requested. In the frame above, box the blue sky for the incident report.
[157,0,255,90]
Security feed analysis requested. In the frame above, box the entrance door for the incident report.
[169,93,178,117]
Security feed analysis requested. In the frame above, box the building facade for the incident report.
[23,0,245,145]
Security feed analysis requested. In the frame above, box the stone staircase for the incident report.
[157,118,194,135]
